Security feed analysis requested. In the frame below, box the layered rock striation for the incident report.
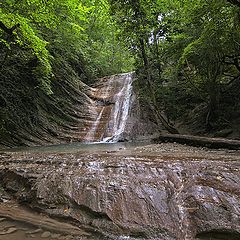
[0,143,239,239]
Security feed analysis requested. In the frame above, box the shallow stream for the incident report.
[2,141,147,154]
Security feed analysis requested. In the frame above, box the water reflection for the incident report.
[1,141,147,154]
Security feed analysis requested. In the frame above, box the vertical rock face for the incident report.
[0,72,158,148]
[122,90,160,141]
[85,73,159,143]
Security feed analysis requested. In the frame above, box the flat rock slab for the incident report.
[0,143,239,239]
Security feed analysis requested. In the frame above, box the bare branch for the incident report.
[225,74,240,86]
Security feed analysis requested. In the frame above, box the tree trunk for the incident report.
[154,133,240,150]
[138,38,179,134]
[205,73,220,128]
[153,30,162,81]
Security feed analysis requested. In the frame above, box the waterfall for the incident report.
[84,108,105,142]
[85,73,133,143]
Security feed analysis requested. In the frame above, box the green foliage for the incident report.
[0,0,134,94]
[1,3,53,93]
[83,0,134,76]
[2,0,240,138]
[109,0,240,129]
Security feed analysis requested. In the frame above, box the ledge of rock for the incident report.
[0,143,239,239]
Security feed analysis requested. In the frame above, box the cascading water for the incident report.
[85,73,133,143]
[102,73,133,142]
[84,108,105,142]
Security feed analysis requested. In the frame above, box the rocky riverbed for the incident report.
[0,143,239,240]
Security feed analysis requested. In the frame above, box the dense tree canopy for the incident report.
[1,0,240,143]
[0,0,134,92]
[109,0,240,133]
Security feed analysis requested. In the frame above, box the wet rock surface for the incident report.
[121,90,160,142]
[0,143,239,239]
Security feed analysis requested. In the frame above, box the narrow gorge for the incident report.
[0,72,156,149]
[1,1,240,239]
[0,73,239,240]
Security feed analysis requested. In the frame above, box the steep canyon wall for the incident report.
[0,72,158,148]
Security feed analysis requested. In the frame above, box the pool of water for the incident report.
[1,141,148,154]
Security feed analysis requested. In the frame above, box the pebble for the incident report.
[0,227,18,235]
[51,233,61,239]
[26,228,42,234]
[41,231,51,238]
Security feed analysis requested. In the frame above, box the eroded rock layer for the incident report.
[84,73,158,143]
[0,143,239,239]
[0,73,158,148]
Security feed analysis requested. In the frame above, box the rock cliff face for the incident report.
[0,72,158,148]
[122,90,160,141]
[0,143,239,239]
[83,72,158,143]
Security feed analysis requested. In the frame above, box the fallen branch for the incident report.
[153,134,240,150]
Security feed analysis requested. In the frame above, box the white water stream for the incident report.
[85,73,133,143]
